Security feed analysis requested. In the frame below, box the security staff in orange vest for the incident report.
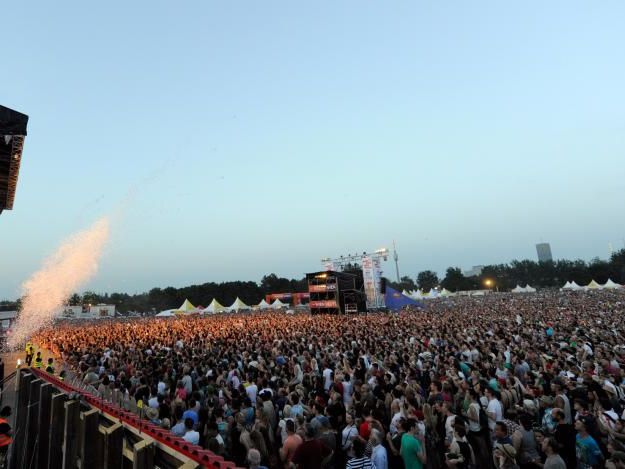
[0,406,12,464]
[34,351,43,369]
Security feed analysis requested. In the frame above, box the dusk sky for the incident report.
[1,1,624,300]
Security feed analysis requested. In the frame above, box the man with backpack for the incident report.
[466,389,492,467]
[446,423,475,468]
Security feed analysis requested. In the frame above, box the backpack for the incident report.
[478,407,489,431]
[457,439,474,469]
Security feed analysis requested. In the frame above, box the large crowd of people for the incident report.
[34,290,625,469]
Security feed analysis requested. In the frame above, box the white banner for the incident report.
[373,257,385,308]
[362,256,376,308]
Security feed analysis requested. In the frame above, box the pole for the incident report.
[393,241,400,283]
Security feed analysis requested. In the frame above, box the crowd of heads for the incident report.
[34,289,625,468]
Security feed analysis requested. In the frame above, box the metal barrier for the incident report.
[30,368,244,469]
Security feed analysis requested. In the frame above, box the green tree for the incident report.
[441,267,476,292]
[417,271,439,292]
[68,293,82,306]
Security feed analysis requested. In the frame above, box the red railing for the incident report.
[30,369,244,469]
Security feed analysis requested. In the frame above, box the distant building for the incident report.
[464,265,484,277]
[536,243,553,262]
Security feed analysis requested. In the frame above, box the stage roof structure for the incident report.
[0,105,28,214]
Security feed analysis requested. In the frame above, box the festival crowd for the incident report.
[34,290,625,469]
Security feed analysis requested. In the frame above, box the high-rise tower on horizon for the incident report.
[536,242,553,262]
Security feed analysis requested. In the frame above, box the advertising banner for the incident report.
[362,256,376,308]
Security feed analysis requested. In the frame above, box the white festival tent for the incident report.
[423,289,439,299]
[256,299,271,309]
[176,299,199,314]
[202,299,227,314]
[409,289,424,300]
[511,285,525,293]
[561,281,572,290]
[524,285,537,293]
[228,297,251,312]
[155,309,176,317]
[402,289,411,297]
[271,299,288,309]
[586,280,603,290]
[604,279,623,289]
[567,281,584,291]
[439,288,455,297]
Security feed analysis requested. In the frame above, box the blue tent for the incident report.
[385,286,424,311]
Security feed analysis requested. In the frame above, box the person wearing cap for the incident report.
[493,442,519,469]
[575,415,604,468]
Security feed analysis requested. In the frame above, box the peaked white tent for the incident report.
[604,279,623,289]
[256,299,271,310]
[440,288,455,297]
[271,298,287,309]
[586,280,603,290]
[561,281,572,290]
[202,299,227,314]
[524,284,537,293]
[511,285,525,293]
[155,309,176,317]
[402,289,411,297]
[177,299,197,314]
[424,289,439,299]
[228,297,251,312]
[569,281,584,291]
[410,289,424,300]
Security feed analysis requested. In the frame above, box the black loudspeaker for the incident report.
[380,278,386,294]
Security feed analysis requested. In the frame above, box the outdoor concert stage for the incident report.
[0,105,28,215]
[306,270,366,314]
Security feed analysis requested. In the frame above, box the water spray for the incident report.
[6,217,110,350]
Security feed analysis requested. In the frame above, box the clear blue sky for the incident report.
[1,1,624,300]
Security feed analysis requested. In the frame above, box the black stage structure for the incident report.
[0,105,28,215]
[306,270,366,314]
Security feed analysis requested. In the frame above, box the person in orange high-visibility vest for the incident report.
[0,406,12,466]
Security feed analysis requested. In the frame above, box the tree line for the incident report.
[0,273,307,314]
[388,248,625,293]
[1,249,623,313]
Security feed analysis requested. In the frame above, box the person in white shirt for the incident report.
[245,376,258,406]
[485,387,503,435]
[182,418,200,445]
[370,429,388,469]
[157,376,167,396]
[323,366,334,391]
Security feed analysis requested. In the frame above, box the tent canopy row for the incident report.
[156,297,290,316]
[561,279,623,291]
[403,288,456,300]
